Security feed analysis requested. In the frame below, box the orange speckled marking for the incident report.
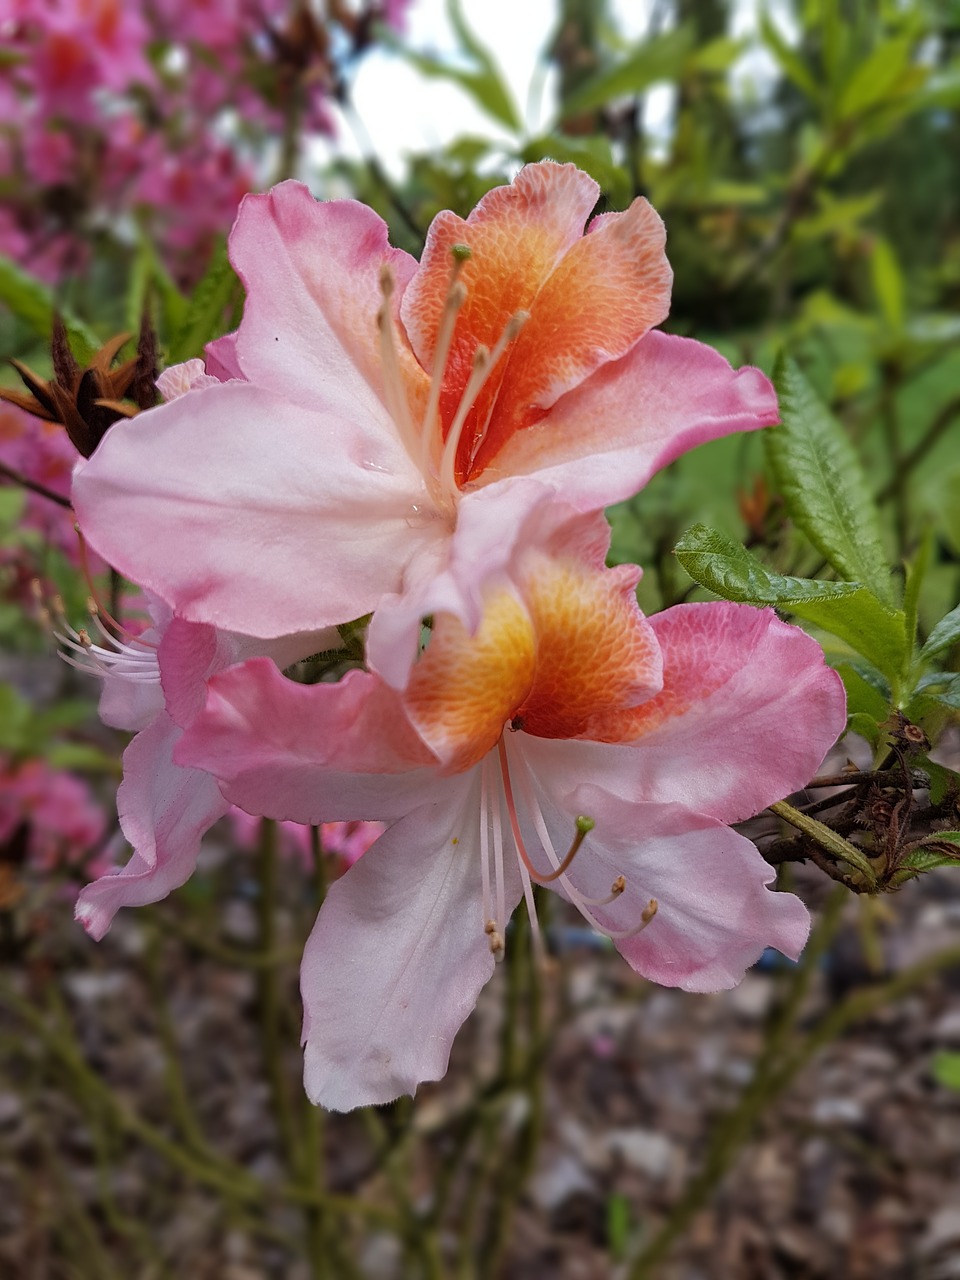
[518,556,662,740]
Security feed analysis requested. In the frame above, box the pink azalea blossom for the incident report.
[73,162,780,663]
[176,508,846,1109]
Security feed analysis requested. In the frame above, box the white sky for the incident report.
[312,0,797,181]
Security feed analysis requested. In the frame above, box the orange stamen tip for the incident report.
[77,628,92,648]
[641,899,659,924]
[611,875,626,897]
[472,344,490,371]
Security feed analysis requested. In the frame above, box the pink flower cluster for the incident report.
[0,0,411,284]
[64,163,845,1110]
[0,753,106,876]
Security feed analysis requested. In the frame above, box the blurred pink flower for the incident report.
[0,755,106,875]
[226,809,383,871]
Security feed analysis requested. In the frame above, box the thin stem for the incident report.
[256,819,300,1175]
[0,460,73,508]
[876,394,960,505]
[768,799,878,888]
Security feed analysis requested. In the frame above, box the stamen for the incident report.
[492,775,507,948]
[418,246,471,481]
[496,738,592,885]
[33,580,160,684]
[377,264,420,466]
[517,859,548,969]
[438,310,528,504]
[509,746,659,943]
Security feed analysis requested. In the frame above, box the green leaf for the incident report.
[45,742,120,774]
[760,9,820,101]
[932,1052,960,1091]
[674,524,907,678]
[930,674,960,711]
[559,26,693,118]
[790,594,907,681]
[920,603,960,663]
[674,524,861,606]
[167,243,239,365]
[769,356,895,606]
[0,256,100,364]
[837,662,889,722]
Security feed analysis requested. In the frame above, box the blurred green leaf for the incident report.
[838,35,915,120]
[559,26,693,118]
[46,742,120,773]
[769,356,895,607]
[387,0,521,132]
[932,1051,960,1090]
[0,684,30,752]
[167,242,239,365]
[760,9,819,101]
[870,237,905,331]
[0,257,100,365]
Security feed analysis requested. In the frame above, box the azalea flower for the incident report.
[176,508,846,1109]
[73,162,779,661]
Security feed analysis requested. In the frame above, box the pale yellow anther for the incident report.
[77,628,92,648]
[611,875,626,897]
[641,898,659,924]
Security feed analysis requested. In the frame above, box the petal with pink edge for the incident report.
[175,661,438,822]
[486,332,779,510]
[73,381,439,637]
[520,603,845,825]
[75,713,229,940]
[300,770,523,1110]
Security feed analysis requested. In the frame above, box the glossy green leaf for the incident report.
[674,524,860,605]
[560,26,693,118]
[0,256,100,364]
[768,356,895,606]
